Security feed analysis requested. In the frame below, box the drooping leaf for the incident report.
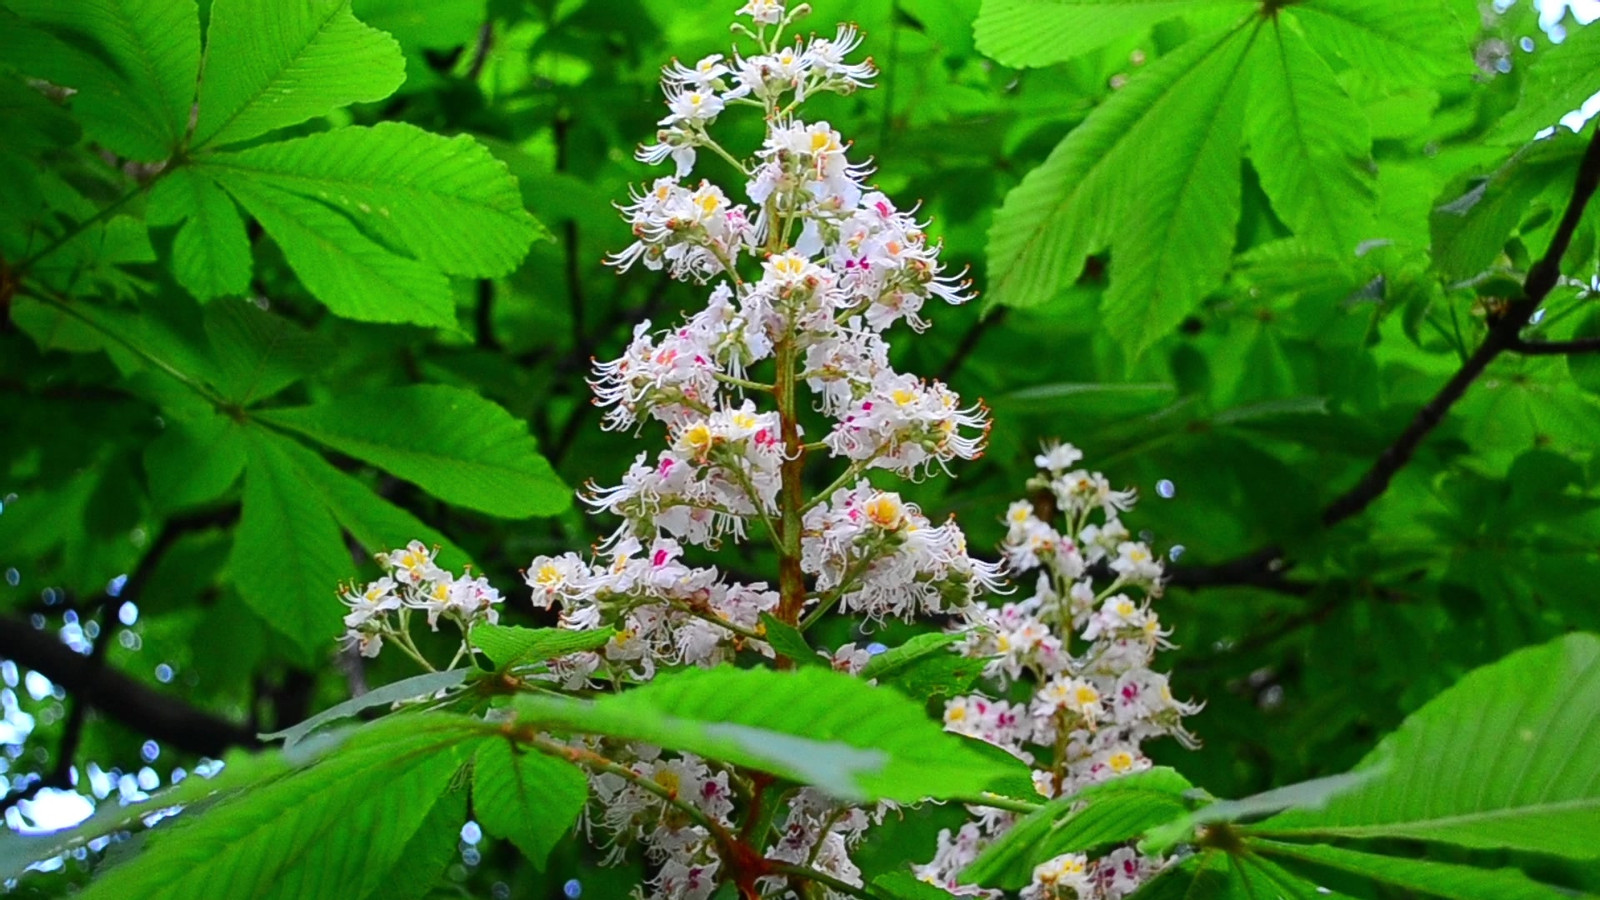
[212,173,456,328]
[472,738,588,869]
[1290,0,1471,87]
[470,624,616,670]
[1254,839,1583,900]
[206,123,544,277]
[147,168,253,302]
[259,669,471,749]
[6,0,199,160]
[963,768,1194,889]
[1489,21,1600,142]
[257,384,571,518]
[984,24,1246,313]
[512,666,1020,803]
[1144,769,1378,852]
[260,428,471,567]
[1245,22,1375,258]
[77,715,483,900]
[192,0,405,149]
[973,0,1244,68]
[1102,25,1254,356]
[1251,633,1600,858]
[230,427,353,658]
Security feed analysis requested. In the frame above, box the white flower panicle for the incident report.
[339,541,502,660]
[914,445,1199,900]
[334,6,1200,900]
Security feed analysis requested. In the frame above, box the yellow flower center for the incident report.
[864,494,904,529]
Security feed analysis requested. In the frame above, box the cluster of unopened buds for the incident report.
[336,4,1198,899]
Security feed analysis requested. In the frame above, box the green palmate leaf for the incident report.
[1251,633,1600,858]
[760,613,823,666]
[207,123,544,277]
[78,715,483,900]
[1491,22,1600,142]
[143,409,246,512]
[193,0,405,150]
[984,23,1245,313]
[266,429,471,566]
[1102,25,1254,356]
[470,624,615,670]
[973,0,1245,68]
[147,168,253,302]
[201,299,332,406]
[257,384,570,518]
[211,173,456,328]
[1430,134,1586,282]
[1254,839,1583,900]
[259,669,471,749]
[5,0,198,160]
[471,737,588,868]
[230,428,353,658]
[513,666,1017,803]
[366,783,467,900]
[964,768,1194,889]
[1246,22,1375,258]
[1290,0,1471,87]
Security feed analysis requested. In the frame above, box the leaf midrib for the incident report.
[195,1,346,150]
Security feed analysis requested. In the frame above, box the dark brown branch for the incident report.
[0,617,258,757]
[0,509,255,760]
[1510,336,1600,355]
[1173,124,1600,591]
[1321,124,1600,528]
[1163,546,1308,595]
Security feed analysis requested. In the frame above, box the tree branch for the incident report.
[1174,124,1600,592]
[1320,124,1600,527]
[1510,335,1600,355]
[0,617,258,757]
[0,509,255,759]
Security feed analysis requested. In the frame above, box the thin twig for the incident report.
[1175,125,1600,597]
[1510,335,1600,355]
[1321,124,1600,528]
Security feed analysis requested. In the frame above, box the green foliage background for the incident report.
[2,0,1599,896]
